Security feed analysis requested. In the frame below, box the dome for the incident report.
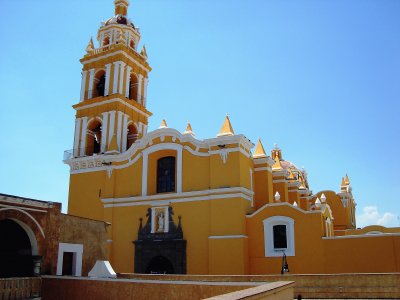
[104,14,136,29]
[280,160,299,172]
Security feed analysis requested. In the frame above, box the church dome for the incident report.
[105,14,136,29]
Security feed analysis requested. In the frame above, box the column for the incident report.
[143,77,148,106]
[116,111,123,151]
[101,112,109,153]
[79,71,88,102]
[121,114,129,152]
[125,66,132,98]
[87,69,95,99]
[104,64,111,96]
[119,62,126,95]
[137,74,143,104]
[108,111,116,146]
[79,117,88,156]
[142,153,148,196]
[177,147,183,193]
[73,118,81,157]
[112,62,120,94]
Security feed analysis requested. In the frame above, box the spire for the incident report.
[271,143,282,160]
[159,119,168,129]
[183,122,194,135]
[86,37,94,53]
[217,115,234,137]
[315,197,321,208]
[320,193,326,203]
[114,0,129,16]
[253,138,267,158]
[140,45,148,58]
[341,177,346,186]
[274,191,281,202]
[344,174,350,185]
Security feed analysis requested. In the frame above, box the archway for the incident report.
[93,70,106,98]
[0,219,34,277]
[129,74,138,101]
[126,123,138,150]
[85,119,102,156]
[145,256,174,274]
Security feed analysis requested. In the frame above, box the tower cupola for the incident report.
[115,0,129,16]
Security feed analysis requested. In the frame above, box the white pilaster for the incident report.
[108,111,116,146]
[143,77,148,106]
[121,115,129,151]
[142,153,148,196]
[87,69,95,99]
[137,74,143,103]
[177,147,183,193]
[104,64,111,96]
[125,66,132,98]
[73,118,81,157]
[101,112,109,153]
[79,117,88,156]
[80,71,88,102]
[112,62,120,94]
[116,111,123,151]
[119,62,126,95]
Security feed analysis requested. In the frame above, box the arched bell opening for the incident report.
[145,256,174,274]
[86,119,102,156]
[0,219,37,278]
[92,70,106,98]
[130,40,135,49]
[103,36,110,47]
[128,74,138,101]
[126,123,138,150]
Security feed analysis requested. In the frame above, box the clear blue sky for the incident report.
[0,0,399,227]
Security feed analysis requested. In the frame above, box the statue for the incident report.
[158,211,164,231]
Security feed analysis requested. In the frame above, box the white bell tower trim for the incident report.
[87,69,95,99]
[101,112,109,153]
[80,71,88,102]
[105,64,111,96]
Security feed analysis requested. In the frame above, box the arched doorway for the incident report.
[145,256,174,274]
[126,123,138,150]
[0,219,34,277]
[93,70,106,98]
[85,119,102,156]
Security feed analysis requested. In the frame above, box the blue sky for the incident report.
[0,0,399,227]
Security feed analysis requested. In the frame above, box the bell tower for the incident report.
[72,0,152,157]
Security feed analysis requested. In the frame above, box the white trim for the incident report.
[263,216,295,257]
[0,196,53,209]
[101,112,109,153]
[254,167,272,172]
[73,118,81,157]
[116,111,123,151]
[87,69,95,99]
[143,77,148,106]
[323,233,400,239]
[249,167,254,207]
[74,98,151,118]
[208,235,248,239]
[119,62,126,95]
[56,243,83,276]
[108,111,116,146]
[0,208,45,239]
[125,66,132,98]
[0,203,47,213]
[80,71,88,102]
[112,61,120,94]
[104,64,111,96]
[121,114,129,151]
[137,74,143,104]
[104,192,252,208]
[246,202,321,218]
[80,117,88,156]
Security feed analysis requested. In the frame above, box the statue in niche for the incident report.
[157,211,164,232]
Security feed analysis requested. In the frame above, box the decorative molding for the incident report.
[263,216,295,257]
[56,243,83,276]
[254,167,272,172]
[0,207,45,238]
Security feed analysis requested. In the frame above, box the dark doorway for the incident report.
[145,256,174,274]
[62,252,74,276]
[0,219,33,278]
[157,156,176,193]
[96,74,106,97]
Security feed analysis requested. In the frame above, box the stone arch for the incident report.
[86,118,103,156]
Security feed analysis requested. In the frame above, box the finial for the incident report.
[274,143,279,149]
[217,115,234,137]
[183,122,194,135]
[253,138,267,158]
[274,191,281,202]
[320,193,326,203]
[159,119,168,129]
[315,197,321,208]
[344,174,350,185]
[85,37,94,53]
[114,0,129,16]
[293,201,298,207]
[140,45,148,58]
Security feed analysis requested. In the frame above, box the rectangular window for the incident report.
[273,225,287,249]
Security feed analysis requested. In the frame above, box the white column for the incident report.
[80,71,88,102]
[143,77,148,106]
[87,69,95,99]
[104,64,111,96]
[116,111,123,151]
[112,62,120,94]
[125,66,132,98]
[119,62,126,95]
[79,117,88,156]
[121,115,129,151]
[73,118,81,157]
[137,74,143,103]
[108,111,116,146]
[101,112,109,153]
[177,147,183,193]
[142,153,148,196]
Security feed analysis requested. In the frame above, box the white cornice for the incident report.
[246,202,321,218]
[253,157,275,166]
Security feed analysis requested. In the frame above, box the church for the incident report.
[64,0,400,275]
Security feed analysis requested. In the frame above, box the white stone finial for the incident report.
[88,261,117,278]
[315,197,321,208]
[274,143,279,149]
[320,193,326,203]
[293,201,298,207]
[274,191,281,202]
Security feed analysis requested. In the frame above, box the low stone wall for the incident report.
[119,272,400,299]
[42,276,287,300]
[0,277,41,300]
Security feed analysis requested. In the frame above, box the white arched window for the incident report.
[263,216,295,257]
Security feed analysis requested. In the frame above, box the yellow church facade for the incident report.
[65,0,400,275]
